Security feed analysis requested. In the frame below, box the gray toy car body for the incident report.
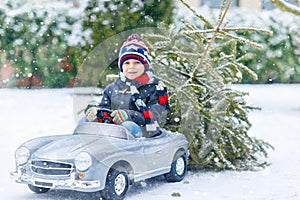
[10,122,188,199]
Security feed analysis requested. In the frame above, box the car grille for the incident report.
[31,160,73,176]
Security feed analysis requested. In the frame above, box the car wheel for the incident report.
[165,154,187,182]
[100,168,129,200]
[28,184,50,194]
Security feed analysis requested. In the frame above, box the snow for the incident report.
[1,84,300,199]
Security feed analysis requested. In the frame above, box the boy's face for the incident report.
[122,59,145,80]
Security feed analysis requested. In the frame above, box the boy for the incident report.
[85,34,169,137]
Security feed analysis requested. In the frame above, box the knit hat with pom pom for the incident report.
[118,34,151,72]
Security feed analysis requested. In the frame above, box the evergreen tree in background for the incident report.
[239,22,300,84]
[0,1,77,88]
[145,0,273,170]
[83,0,174,46]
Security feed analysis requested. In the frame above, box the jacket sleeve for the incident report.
[129,81,169,132]
[128,110,146,125]
[148,81,169,124]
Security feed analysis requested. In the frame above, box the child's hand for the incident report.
[85,107,98,122]
[111,110,129,124]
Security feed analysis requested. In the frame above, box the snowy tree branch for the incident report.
[189,0,234,81]
[221,27,273,35]
[271,0,300,16]
[184,27,272,35]
[179,0,214,29]
[183,28,270,49]
[221,31,264,49]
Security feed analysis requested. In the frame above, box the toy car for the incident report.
[10,111,188,200]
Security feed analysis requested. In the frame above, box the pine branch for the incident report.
[155,58,191,79]
[233,62,258,80]
[158,78,177,89]
[167,49,202,58]
[179,0,214,29]
[183,29,220,35]
[220,31,264,49]
[222,27,273,35]
[182,22,210,43]
[190,0,234,81]
[271,0,300,16]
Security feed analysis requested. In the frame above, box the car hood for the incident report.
[30,135,126,161]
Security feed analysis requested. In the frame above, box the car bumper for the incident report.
[10,169,101,192]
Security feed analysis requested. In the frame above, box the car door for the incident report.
[141,134,173,171]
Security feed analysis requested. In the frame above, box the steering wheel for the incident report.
[96,108,114,124]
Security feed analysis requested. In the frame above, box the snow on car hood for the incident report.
[30,134,124,161]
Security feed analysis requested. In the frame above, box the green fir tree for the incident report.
[145,0,273,170]
[83,0,174,46]
[0,2,77,88]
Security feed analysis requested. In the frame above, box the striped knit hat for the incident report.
[118,34,151,72]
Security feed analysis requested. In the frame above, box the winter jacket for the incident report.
[99,76,169,137]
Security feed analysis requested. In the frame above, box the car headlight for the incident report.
[15,146,30,165]
[75,152,92,171]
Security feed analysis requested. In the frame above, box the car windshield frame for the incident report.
[73,122,132,140]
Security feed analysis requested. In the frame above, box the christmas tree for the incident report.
[145,0,274,170]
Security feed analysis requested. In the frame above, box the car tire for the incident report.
[100,168,129,200]
[28,184,50,194]
[165,154,187,182]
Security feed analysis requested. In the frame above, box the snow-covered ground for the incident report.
[1,84,300,200]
